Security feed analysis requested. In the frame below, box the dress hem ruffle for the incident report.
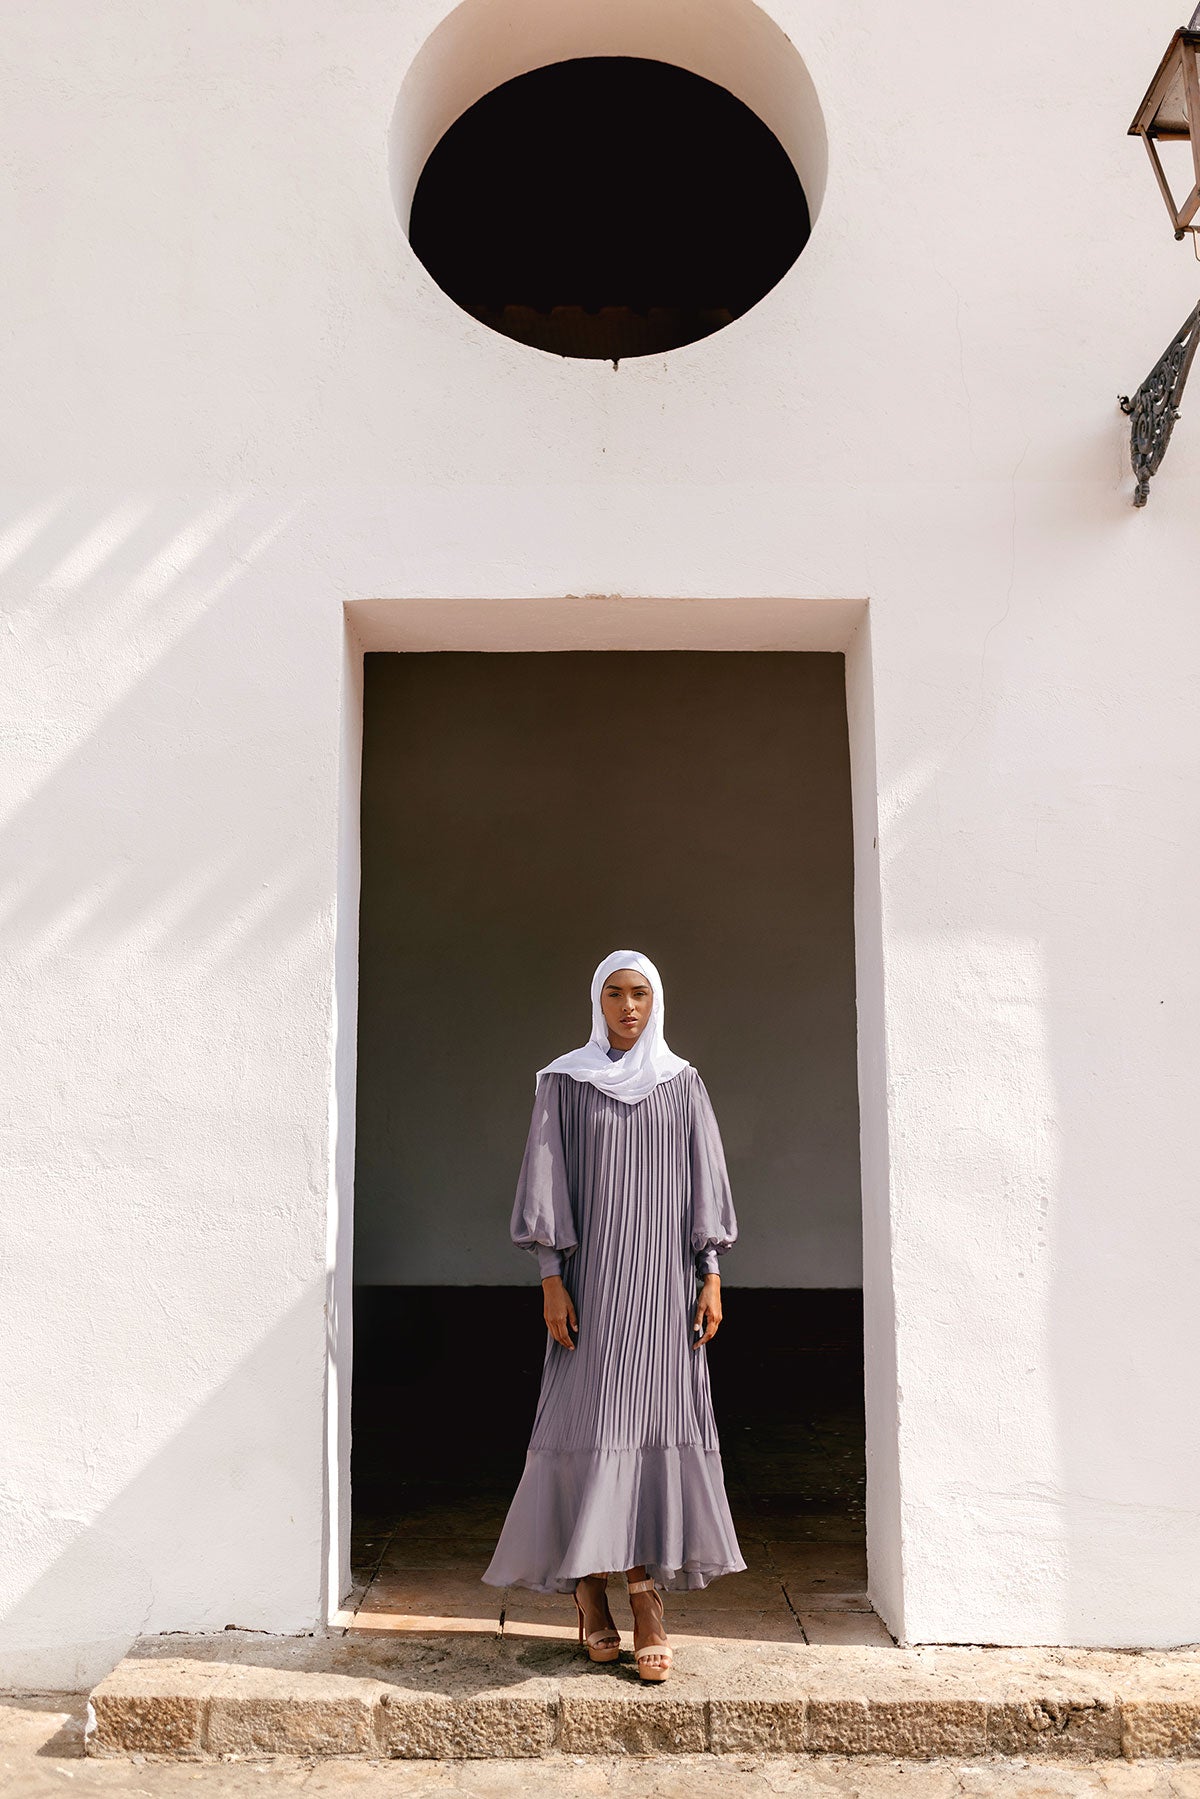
[480,1442,746,1594]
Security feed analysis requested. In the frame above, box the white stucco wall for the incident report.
[2,0,1199,1685]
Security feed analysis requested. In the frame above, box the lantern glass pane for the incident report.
[1151,62,1189,136]
[1153,134,1198,217]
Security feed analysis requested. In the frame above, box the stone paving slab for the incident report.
[85,1631,1200,1762]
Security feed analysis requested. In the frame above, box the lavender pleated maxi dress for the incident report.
[482,1051,746,1593]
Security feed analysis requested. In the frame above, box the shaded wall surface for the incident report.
[354,650,860,1287]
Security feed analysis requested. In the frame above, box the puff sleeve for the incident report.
[510,1073,578,1280]
[689,1071,738,1278]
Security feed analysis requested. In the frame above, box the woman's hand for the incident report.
[542,1275,577,1350]
[692,1274,723,1348]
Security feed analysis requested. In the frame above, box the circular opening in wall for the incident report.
[407,56,812,361]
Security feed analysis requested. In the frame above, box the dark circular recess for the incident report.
[409,56,811,361]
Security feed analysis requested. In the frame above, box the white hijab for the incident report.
[536,949,690,1106]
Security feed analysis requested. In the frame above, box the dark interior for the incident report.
[348,649,868,1621]
[352,1287,865,1553]
[408,56,811,361]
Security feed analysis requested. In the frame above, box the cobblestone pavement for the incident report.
[4,1698,1200,1799]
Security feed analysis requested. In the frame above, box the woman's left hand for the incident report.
[692,1274,723,1348]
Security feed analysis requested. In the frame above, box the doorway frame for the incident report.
[323,594,901,1640]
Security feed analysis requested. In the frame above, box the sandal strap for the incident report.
[628,1581,669,1664]
[575,1579,619,1647]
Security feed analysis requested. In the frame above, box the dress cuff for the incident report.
[535,1245,565,1279]
[695,1245,721,1277]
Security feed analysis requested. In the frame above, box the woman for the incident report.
[481,949,744,1681]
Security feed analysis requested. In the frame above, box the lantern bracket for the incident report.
[1119,296,1200,504]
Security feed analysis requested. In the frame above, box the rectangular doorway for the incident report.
[343,643,884,1642]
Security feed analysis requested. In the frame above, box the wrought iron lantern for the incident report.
[1120,7,1200,504]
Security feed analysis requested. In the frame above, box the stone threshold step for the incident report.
[86,1631,1200,1763]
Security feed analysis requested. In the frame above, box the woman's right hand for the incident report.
[542,1275,577,1350]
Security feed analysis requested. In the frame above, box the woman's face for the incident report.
[600,967,654,1049]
